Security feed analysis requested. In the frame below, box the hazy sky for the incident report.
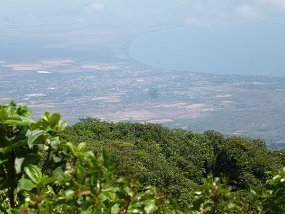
[1,0,285,28]
[1,1,285,76]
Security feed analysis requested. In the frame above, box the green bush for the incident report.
[0,102,171,213]
[252,167,285,213]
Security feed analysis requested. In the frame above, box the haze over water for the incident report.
[2,1,285,78]
[129,18,285,77]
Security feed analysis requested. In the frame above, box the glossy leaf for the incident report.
[24,165,43,185]
[26,129,46,149]
[15,157,25,174]
[49,113,61,128]
[17,178,36,192]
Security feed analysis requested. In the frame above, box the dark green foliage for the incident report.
[205,131,281,189]
[190,175,242,213]
[63,119,214,204]
[252,167,285,214]
[1,101,285,213]
[274,148,285,165]
[62,119,282,205]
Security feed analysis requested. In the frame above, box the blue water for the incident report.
[129,20,285,77]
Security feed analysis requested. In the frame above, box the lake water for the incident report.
[129,20,285,77]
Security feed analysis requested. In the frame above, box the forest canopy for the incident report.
[0,101,285,213]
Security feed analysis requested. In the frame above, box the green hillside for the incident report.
[62,118,284,206]
[1,101,285,213]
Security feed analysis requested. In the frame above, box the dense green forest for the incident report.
[1,101,285,213]
[62,118,285,210]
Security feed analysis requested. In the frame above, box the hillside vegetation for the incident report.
[1,101,285,213]
[62,118,285,206]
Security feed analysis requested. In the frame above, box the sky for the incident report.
[1,0,285,28]
[1,1,285,76]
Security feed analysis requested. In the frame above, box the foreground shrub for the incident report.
[252,167,285,214]
[0,102,171,213]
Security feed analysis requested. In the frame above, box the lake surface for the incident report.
[129,19,285,77]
